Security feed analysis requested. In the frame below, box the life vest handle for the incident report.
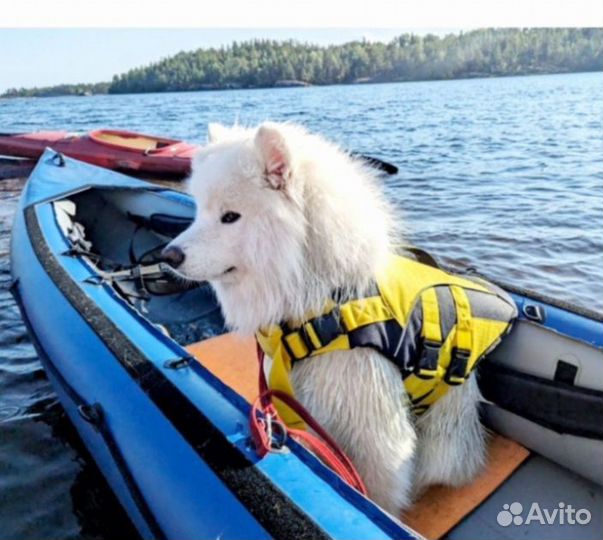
[250,342,367,496]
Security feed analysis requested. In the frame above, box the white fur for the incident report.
[169,121,487,514]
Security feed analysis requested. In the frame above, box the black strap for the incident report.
[479,362,603,440]
[415,340,441,379]
[308,308,344,347]
[128,212,193,238]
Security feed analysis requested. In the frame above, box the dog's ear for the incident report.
[255,124,292,191]
[207,123,230,143]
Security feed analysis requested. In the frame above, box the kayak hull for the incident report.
[11,204,274,540]
[0,130,196,177]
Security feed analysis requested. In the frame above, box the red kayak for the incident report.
[0,129,198,177]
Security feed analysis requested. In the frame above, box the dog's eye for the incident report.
[221,211,241,224]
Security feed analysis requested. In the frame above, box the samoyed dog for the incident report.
[162,122,486,514]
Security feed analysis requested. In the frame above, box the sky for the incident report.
[0,28,467,93]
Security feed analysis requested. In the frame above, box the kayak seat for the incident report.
[92,131,165,152]
[186,333,530,540]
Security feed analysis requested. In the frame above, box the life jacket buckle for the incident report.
[301,322,321,350]
[281,327,312,362]
[416,339,441,380]
[281,307,344,362]
[445,347,471,385]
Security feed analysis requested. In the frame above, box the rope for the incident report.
[249,342,367,495]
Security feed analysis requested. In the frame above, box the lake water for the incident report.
[0,72,602,539]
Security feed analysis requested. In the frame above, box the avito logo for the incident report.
[497,502,592,527]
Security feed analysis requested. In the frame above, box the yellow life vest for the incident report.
[256,253,517,429]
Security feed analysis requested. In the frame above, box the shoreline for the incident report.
[2,69,601,100]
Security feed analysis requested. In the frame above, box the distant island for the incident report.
[2,28,602,98]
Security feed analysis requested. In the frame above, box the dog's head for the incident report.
[163,122,309,327]
[164,121,393,332]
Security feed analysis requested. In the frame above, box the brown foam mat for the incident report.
[186,333,530,539]
[186,333,259,402]
[402,435,530,539]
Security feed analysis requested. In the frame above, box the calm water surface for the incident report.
[0,72,602,539]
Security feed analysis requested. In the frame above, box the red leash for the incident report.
[249,342,367,495]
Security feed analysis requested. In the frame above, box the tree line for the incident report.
[3,28,602,98]
[2,81,110,98]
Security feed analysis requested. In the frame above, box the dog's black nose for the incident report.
[161,245,185,268]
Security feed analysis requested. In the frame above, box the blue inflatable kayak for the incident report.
[11,149,603,539]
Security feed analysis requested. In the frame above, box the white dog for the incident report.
[164,122,487,515]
